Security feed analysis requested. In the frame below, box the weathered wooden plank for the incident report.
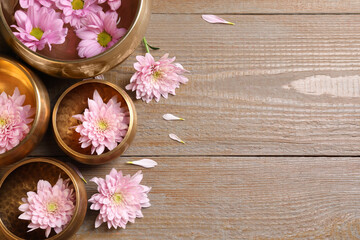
[2,156,359,239]
[28,14,360,157]
[72,156,360,239]
[152,0,360,14]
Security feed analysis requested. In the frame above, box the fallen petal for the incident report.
[169,133,185,144]
[127,159,158,168]
[94,74,105,80]
[66,162,87,184]
[163,114,184,121]
[201,14,235,25]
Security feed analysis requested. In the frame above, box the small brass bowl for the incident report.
[0,0,152,79]
[0,158,87,240]
[0,56,50,167]
[52,80,137,165]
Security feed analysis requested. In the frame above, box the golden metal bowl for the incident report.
[0,0,152,79]
[0,158,87,240]
[52,80,137,165]
[0,56,50,167]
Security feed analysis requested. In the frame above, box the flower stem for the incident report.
[143,37,150,53]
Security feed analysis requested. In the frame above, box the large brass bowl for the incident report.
[0,56,50,167]
[0,158,88,240]
[52,80,137,165]
[0,0,152,79]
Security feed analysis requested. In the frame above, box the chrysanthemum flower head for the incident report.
[89,169,151,229]
[18,177,75,238]
[75,10,127,58]
[11,5,68,51]
[56,0,102,29]
[72,90,129,155]
[125,53,189,103]
[0,88,34,154]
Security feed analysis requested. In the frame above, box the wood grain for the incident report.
[29,14,360,157]
[2,2,360,239]
[2,156,356,240]
[152,0,360,14]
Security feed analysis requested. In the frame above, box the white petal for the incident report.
[169,133,185,144]
[66,162,87,184]
[94,74,105,80]
[201,14,235,25]
[162,114,184,121]
[127,159,158,168]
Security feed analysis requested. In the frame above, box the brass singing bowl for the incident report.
[0,56,50,167]
[0,158,87,240]
[0,0,152,79]
[52,80,137,165]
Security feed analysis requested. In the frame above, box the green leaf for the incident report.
[147,43,160,50]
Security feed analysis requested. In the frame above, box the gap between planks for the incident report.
[28,155,360,158]
[153,12,360,16]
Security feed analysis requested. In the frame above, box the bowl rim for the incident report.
[0,0,143,63]
[0,157,85,240]
[52,80,136,161]
[0,56,42,159]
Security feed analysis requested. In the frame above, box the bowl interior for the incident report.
[0,161,72,240]
[0,58,36,108]
[2,0,139,60]
[55,82,129,155]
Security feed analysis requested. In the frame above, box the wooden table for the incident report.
[3,0,360,239]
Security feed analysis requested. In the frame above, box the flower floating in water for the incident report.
[98,0,121,11]
[72,90,129,155]
[19,0,54,8]
[126,38,189,103]
[18,177,75,238]
[56,0,102,29]
[0,88,34,154]
[11,6,68,51]
[89,169,151,229]
[76,11,127,58]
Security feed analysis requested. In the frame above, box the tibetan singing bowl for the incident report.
[0,56,50,167]
[0,0,152,79]
[0,158,87,240]
[52,80,137,165]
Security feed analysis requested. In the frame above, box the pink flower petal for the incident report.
[108,0,121,11]
[201,14,235,25]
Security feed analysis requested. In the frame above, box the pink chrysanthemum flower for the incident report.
[89,169,151,229]
[72,90,129,155]
[75,11,127,58]
[11,6,68,52]
[18,178,75,238]
[56,0,102,29]
[98,0,121,11]
[125,53,189,103]
[19,0,54,8]
[0,88,34,154]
